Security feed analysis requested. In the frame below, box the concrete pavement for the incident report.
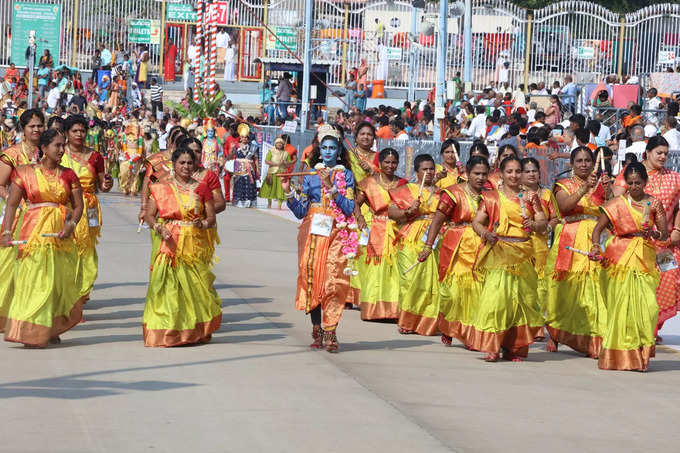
[1,191,679,453]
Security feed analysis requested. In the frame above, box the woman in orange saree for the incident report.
[612,136,680,342]
[0,109,44,330]
[142,144,221,347]
[593,162,667,371]
[281,125,356,352]
[0,129,84,348]
[62,115,113,304]
[421,155,489,347]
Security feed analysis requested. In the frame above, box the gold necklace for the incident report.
[20,142,38,165]
[378,173,397,190]
[172,178,199,213]
[39,162,62,194]
[420,184,435,205]
[464,183,482,207]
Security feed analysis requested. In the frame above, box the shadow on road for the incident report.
[340,339,437,352]
[0,350,307,399]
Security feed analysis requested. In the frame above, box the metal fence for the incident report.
[3,0,680,91]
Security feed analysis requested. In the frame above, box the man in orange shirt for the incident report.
[375,116,394,139]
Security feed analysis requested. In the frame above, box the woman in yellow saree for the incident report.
[592,162,667,371]
[434,139,465,188]
[420,155,489,347]
[0,129,84,347]
[470,156,547,361]
[0,109,44,330]
[62,115,113,304]
[521,157,560,338]
[389,154,441,335]
[353,148,407,321]
[142,144,222,347]
[545,147,611,358]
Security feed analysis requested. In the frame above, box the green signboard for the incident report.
[167,3,197,22]
[11,2,61,67]
[129,19,161,45]
[266,26,298,52]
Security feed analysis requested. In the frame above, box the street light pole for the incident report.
[433,0,448,142]
[300,0,313,131]
[463,0,472,84]
[27,31,36,108]
[407,5,418,102]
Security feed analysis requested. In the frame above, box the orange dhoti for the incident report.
[295,205,350,331]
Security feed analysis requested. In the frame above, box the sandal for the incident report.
[502,348,523,362]
[398,327,415,335]
[483,352,500,362]
[546,338,558,352]
[441,334,452,346]
[310,325,323,349]
[323,330,339,353]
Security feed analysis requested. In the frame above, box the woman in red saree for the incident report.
[164,41,178,82]
[0,129,84,348]
[612,136,680,341]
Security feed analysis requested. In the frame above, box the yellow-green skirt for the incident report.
[439,272,484,345]
[73,194,101,300]
[4,246,83,347]
[599,267,658,371]
[545,223,607,357]
[467,262,544,356]
[358,252,400,321]
[0,206,25,332]
[143,254,222,347]
[397,243,440,335]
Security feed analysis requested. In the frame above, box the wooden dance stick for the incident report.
[41,233,61,238]
[194,193,200,216]
[418,175,426,199]
[403,261,420,275]
[600,150,606,173]
[566,245,600,260]
[593,152,602,175]
[9,240,26,246]
[275,171,317,178]
[136,220,144,233]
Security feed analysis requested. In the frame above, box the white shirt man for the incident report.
[466,111,488,139]
[216,30,230,67]
[46,86,61,110]
[664,128,680,150]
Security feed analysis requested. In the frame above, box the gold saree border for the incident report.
[359,301,399,321]
[546,326,602,357]
[437,315,477,346]
[467,324,543,356]
[398,310,438,336]
[4,297,85,347]
[142,314,222,347]
[598,345,655,371]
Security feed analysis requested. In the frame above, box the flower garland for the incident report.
[316,163,360,276]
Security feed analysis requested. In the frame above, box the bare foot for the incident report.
[656,335,663,345]
[546,338,558,352]
[398,327,415,335]
[441,334,452,346]
[49,336,61,344]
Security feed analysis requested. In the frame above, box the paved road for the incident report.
[1,192,679,453]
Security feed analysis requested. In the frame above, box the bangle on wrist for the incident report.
[1,230,11,237]
[673,227,680,233]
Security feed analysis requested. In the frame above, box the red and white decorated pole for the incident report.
[193,0,203,102]
[209,2,217,99]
